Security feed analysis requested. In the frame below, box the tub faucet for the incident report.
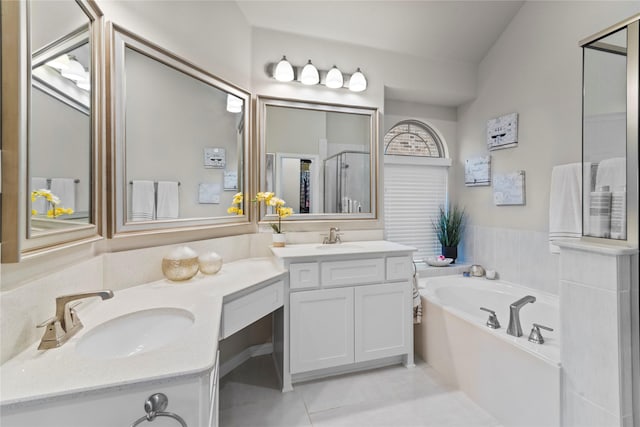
[506,295,536,337]
[37,290,114,350]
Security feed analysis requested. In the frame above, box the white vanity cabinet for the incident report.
[272,241,415,386]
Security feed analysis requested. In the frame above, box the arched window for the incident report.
[383,120,451,260]
[384,120,445,158]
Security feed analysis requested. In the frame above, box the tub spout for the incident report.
[507,295,536,337]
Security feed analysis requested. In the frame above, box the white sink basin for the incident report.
[315,244,362,250]
[76,307,195,359]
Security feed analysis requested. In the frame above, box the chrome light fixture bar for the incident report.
[269,56,367,92]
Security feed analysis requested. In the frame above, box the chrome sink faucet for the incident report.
[323,227,342,244]
[506,295,536,337]
[37,290,114,350]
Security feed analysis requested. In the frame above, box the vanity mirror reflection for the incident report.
[1,0,102,262]
[258,97,378,222]
[108,25,251,236]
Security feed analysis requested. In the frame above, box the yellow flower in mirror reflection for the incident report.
[227,192,244,216]
[232,192,243,205]
[31,189,73,218]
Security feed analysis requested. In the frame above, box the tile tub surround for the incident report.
[0,257,286,406]
[556,241,637,427]
[462,225,560,295]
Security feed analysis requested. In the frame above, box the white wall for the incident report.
[251,27,478,111]
[455,1,639,232]
[97,0,252,88]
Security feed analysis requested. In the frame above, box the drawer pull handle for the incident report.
[130,393,187,427]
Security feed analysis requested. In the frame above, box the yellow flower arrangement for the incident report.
[31,189,74,218]
[227,191,293,233]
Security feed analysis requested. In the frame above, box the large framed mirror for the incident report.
[257,97,378,225]
[108,25,251,237]
[1,0,103,262]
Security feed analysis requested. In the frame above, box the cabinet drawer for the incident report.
[221,280,284,339]
[321,258,384,287]
[386,256,412,281]
[290,262,319,290]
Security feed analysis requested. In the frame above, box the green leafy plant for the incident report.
[433,204,466,247]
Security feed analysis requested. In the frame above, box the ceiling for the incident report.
[236,0,525,64]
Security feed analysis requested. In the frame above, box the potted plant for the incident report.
[228,192,293,247]
[432,204,466,263]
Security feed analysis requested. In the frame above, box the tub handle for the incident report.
[480,307,501,329]
[528,323,554,345]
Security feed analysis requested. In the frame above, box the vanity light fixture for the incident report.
[348,68,367,92]
[300,60,319,85]
[226,94,243,113]
[325,65,344,89]
[274,55,294,82]
[60,57,86,81]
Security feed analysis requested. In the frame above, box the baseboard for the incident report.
[219,342,273,378]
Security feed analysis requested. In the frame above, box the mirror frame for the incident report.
[257,96,379,227]
[106,24,253,238]
[1,0,103,263]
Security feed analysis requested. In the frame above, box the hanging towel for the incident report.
[131,180,155,221]
[31,177,48,214]
[50,178,76,211]
[595,157,626,191]
[412,262,422,324]
[156,181,179,220]
[549,163,583,253]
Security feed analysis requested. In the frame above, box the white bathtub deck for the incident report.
[220,355,502,427]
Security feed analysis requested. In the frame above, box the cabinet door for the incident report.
[354,282,411,362]
[290,287,354,373]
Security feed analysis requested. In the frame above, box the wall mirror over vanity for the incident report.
[1,0,103,262]
[108,24,251,237]
[257,97,378,224]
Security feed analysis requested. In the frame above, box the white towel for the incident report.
[131,180,155,221]
[31,177,48,214]
[549,163,583,253]
[156,181,179,220]
[50,178,76,211]
[595,157,626,191]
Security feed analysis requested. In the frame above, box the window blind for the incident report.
[384,162,448,261]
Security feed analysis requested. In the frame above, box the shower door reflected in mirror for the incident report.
[260,98,377,221]
[110,25,251,235]
[29,0,93,237]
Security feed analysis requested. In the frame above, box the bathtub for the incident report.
[416,275,560,427]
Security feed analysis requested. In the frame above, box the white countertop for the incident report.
[0,257,286,407]
[271,240,416,260]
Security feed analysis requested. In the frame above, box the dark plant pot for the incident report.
[442,246,458,263]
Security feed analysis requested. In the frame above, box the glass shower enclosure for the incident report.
[323,150,370,214]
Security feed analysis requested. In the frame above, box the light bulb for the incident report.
[274,55,294,82]
[348,68,367,92]
[226,94,243,113]
[325,65,343,89]
[300,60,319,85]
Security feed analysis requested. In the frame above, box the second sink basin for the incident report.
[76,307,195,359]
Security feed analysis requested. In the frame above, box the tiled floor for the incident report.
[219,355,502,427]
